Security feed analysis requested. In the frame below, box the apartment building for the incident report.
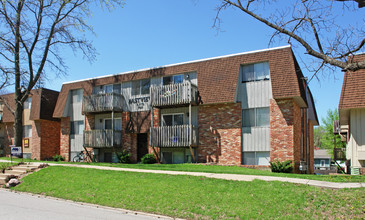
[0,88,60,160]
[53,45,318,173]
[339,53,365,175]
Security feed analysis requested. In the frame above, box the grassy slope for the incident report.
[15,166,365,219]
[1,157,364,183]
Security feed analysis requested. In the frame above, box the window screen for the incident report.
[243,152,270,165]
[23,125,32,138]
[131,81,140,96]
[242,107,270,127]
[256,108,270,127]
[24,97,32,109]
[241,62,270,82]
[70,121,84,135]
[242,109,255,127]
[141,79,150,95]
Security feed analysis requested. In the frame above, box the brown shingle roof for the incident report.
[339,54,365,110]
[1,88,59,123]
[53,46,312,118]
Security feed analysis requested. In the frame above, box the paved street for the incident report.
[0,189,170,220]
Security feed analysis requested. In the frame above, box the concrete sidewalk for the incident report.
[1,159,364,189]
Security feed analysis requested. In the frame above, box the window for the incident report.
[163,74,184,85]
[242,107,270,127]
[93,84,121,94]
[162,114,184,126]
[320,160,325,167]
[241,62,270,82]
[71,89,83,103]
[243,152,270,165]
[132,79,150,96]
[24,97,32,109]
[70,121,84,135]
[23,125,32,138]
[104,118,122,131]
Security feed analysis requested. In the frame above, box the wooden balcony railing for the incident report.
[83,93,124,113]
[150,82,198,107]
[84,129,122,148]
[334,148,346,161]
[150,125,198,147]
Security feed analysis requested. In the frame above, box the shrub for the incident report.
[118,150,131,164]
[52,154,65,162]
[269,159,293,173]
[141,154,156,164]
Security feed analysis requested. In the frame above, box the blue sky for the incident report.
[45,0,356,123]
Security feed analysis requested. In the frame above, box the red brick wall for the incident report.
[60,117,70,161]
[270,99,295,162]
[85,115,95,130]
[40,120,60,160]
[270,98,313,173]
[198,103,241,165]
[31,121,41,160]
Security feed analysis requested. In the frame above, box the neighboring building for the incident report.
[314,149,331,170]
[53,45,318,173]
[339,53,365,175]
[0,88,60,160]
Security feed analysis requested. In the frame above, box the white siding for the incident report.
[237,79,272,153]
[348,108,365,166]
[242,127,270,151]
[237,80,272,109]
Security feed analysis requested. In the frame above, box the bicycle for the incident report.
[72,151,87,162]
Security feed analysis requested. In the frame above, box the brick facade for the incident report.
[31,121,41,159]
[270,98,314,173]
[198,103,241,165]
[40,120,61,159]
[60,117,70,161]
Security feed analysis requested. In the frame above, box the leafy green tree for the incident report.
[315,109,344,157]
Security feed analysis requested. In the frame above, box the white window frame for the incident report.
[71,89,83,103]
[241,62,270,83]
[242,107,270,128]
[161,113,185,126]
[23,125,32,138]
[70,120,84,135]
[320,160,325,167]
[24,97,32,109]
[132,79,150,96]
[103,118,122,131]
[242,151,270,165]
[162,74,184,85]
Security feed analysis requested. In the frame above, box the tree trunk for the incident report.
[13,0,23,157]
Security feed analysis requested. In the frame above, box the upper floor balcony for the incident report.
[150,124,198,147]
[82,93,124,114]
[150,82,198,108]
[83,129,122,148]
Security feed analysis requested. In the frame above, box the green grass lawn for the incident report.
[1,156,364,183]
[14,166,365,219]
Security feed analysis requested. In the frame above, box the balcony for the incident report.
[334,148,346,161]
[150,82,198,108]
[150,125,198,147]
[83,129,122,148]
[83,93,124,113]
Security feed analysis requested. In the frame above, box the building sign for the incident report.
[24,138,29,148]
[128,96,150,110]
[10,145,22,157]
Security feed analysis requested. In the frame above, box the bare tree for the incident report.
[215,0,365,74]
[0,0,123,152]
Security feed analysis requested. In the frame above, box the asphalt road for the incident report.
[0,189,170,220]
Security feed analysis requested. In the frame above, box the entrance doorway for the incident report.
[137,133,148,162]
